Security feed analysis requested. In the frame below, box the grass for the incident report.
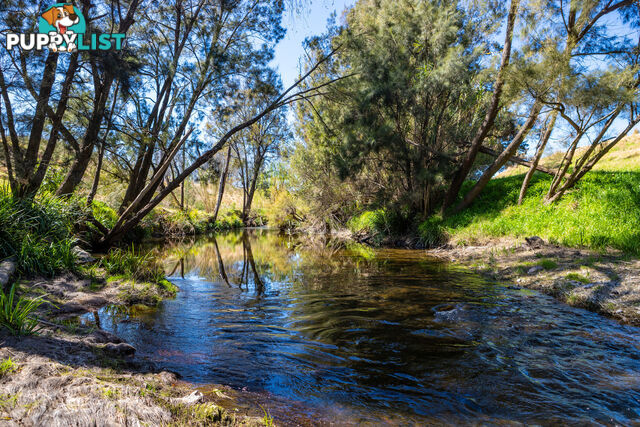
[0,358,17,377]
[260,405,275,427]
[565,272,591,283]
[0,188,79,276]
[432,166,640,255]
[98,245,178,306]
[0,284,45,336]
[98,245,165,284]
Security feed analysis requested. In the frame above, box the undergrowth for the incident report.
[0,188,79,276]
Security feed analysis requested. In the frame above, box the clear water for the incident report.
[86,230,640,424]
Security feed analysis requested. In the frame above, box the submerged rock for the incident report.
[433,304,467,322]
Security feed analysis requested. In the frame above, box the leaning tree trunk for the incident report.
[454,101,542,213]
[518,111,557,205]
[441,0,519,214]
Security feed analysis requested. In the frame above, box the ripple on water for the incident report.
[81,231,640,424]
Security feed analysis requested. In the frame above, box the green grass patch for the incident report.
[565,272,590,283]
[98,245,165,284]
[538,259,558,270]
[0,358,17,377]
[436,170,640,255]
[0,188,79,276]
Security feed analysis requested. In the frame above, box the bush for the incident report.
[98,245,165,284]
[0,189,78,276]
[0,284,45,336]
[347,208,409,242]
[264,191,303,230]
[418,216,447,247]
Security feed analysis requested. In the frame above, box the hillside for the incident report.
[441,132,640,254]
[500,131,640,177]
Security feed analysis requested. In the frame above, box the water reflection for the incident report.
[89,230,640,424]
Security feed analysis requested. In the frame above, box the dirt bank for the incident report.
[0,272,267,426]
[425,236,640,326]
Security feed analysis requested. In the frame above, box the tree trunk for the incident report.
[212,145,232,222]
[454,100,542,213]
[56,76,114,196]
[441,0,519,213]
[87,141,105,207]
[518,112,557,204]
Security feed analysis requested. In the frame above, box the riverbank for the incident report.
[423,236,640,326]
[0,262,270,426]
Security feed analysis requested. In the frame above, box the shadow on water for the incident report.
[84,230,640,424]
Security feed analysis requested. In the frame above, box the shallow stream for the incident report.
[84,231,640,424]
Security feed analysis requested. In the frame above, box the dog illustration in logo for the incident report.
[41,4,79,52]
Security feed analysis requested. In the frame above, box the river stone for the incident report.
[172,390,204,406]
[72,246,95,264]
[527,265,544,275]
[86,329,124,345]
[525,236,545,248]
[0,258,16,288]
[101,342,136,357]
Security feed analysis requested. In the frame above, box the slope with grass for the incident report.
[439,132,640,255]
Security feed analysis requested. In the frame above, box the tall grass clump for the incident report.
[98,245,166,284]
[0,284,45,336]
[347,208,410,244]
[0,188,79,276]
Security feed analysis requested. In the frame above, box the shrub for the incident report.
[0,284,45,336]
[0,189,78,276]
[418,216,447,247]
[347,208,409,242]
[99,245,165,284]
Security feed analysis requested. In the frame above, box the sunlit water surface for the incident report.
[85,231,640,424]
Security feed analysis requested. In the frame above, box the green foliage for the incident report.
[91,201,118,229]
[565,272,590,283]
[0,189,79,276]
[214,211,244,231]
[0,358,17,377]
[443,171,640,255]
[347,208,409,244]
[293,0,507,216]
[417,216,447,248]
[0,284,45,336]
[538,259,558,270]
[98,246,165,284]
[264,190,303,230]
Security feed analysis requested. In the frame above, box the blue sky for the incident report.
[272,0,355,88]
